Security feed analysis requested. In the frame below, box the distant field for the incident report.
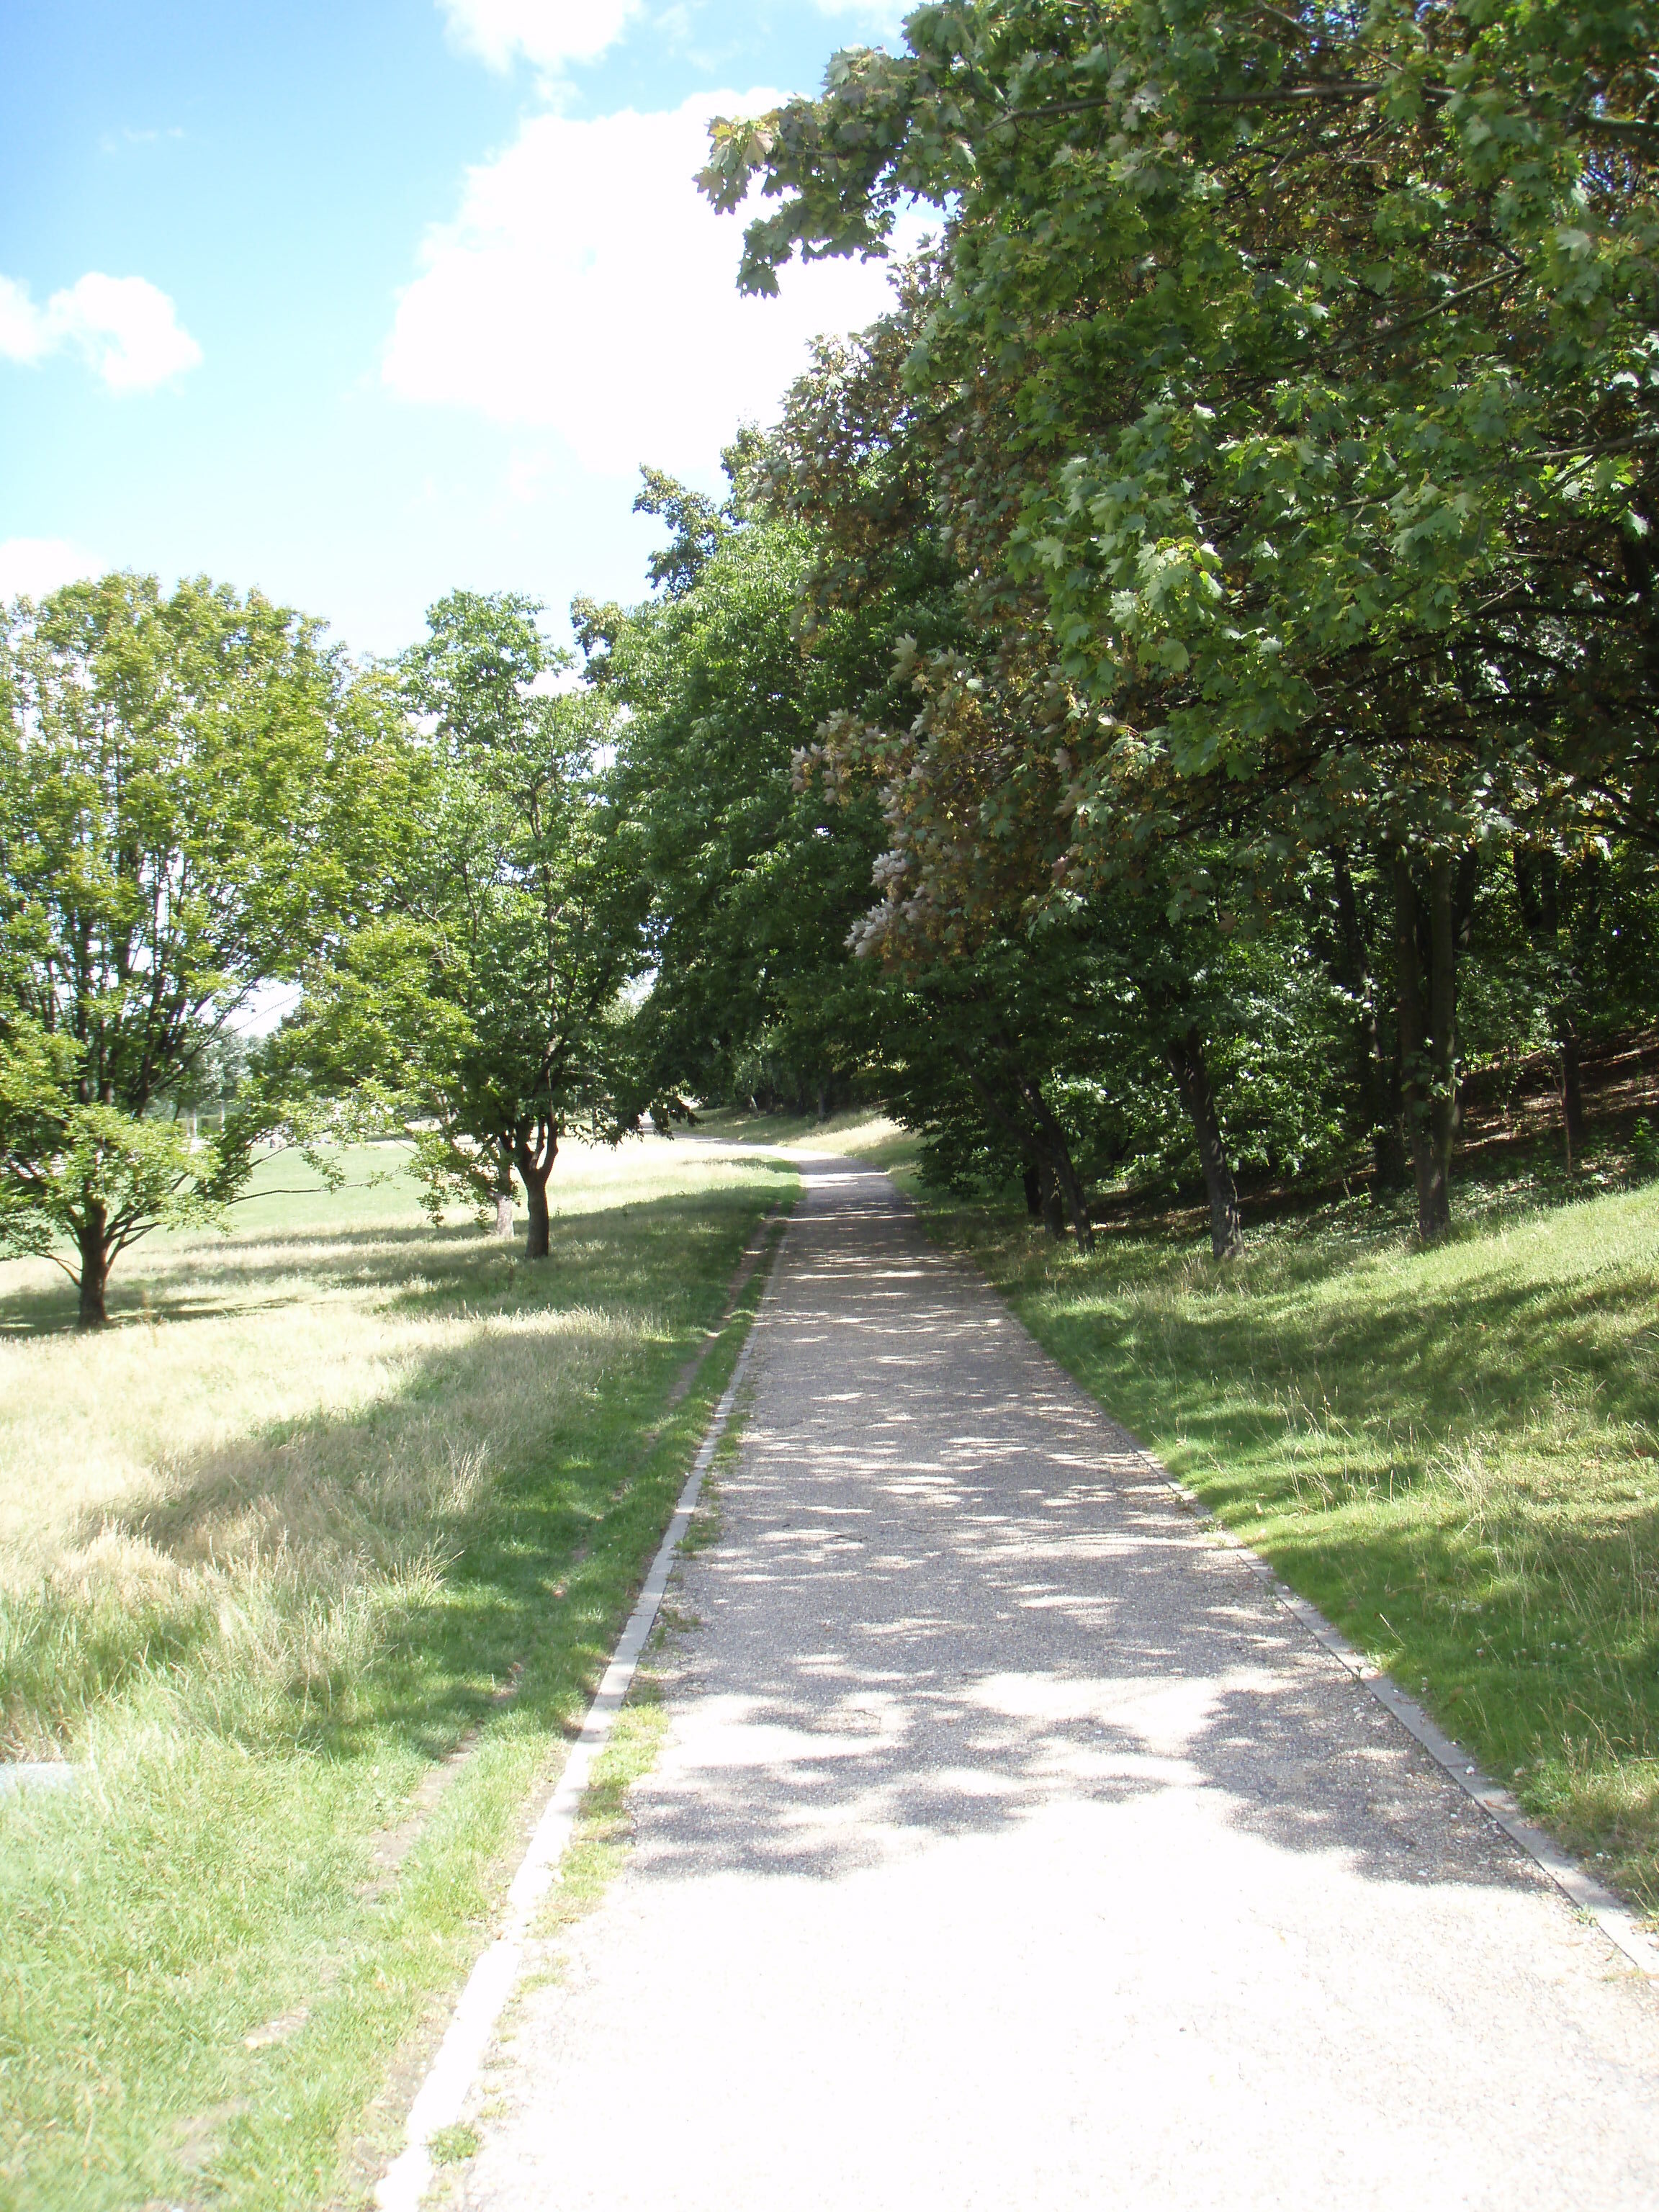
[935,1176,1659,1917]
[0,1137,794,2210]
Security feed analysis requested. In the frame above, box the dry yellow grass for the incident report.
[0,1135,775,1754]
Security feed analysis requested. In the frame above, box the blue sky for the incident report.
[0,0,910,658]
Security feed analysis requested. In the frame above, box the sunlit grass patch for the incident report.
[933,1179,1659,1915]
[691,1103,921,1176]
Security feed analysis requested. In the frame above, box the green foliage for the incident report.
[701,0,1659,1241]
[0,572,407,1321]
[289,590,654,1254]
[709,0,1659,853]
[593,475,929,1114]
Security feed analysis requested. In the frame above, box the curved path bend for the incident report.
[457,1155,1659,2210]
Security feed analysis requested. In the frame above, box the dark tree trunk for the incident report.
[1535,853,1589,1167]
[1426,854,1459,1236]
[1010,1074,1093,1253]
[77,1202,110,1329]
[1395,855,1457,1243]
[1164,1026,1243,1259]
[1375,1044,1408,1192]
[522,1168,552,1259]
[1395,855,1431,1225]
[1022,1163,1042,1220]
[1559,1028,1586,1165]
[963,1057,1093,1253]
[1038,1161,1068,1241]
[514,1130,557,1261]
[1328,847,1406,1189]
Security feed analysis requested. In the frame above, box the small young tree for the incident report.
[0,573,399,1326]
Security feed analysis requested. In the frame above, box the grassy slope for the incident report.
[930,1178,1659,1912]
[0,1141,794,2212]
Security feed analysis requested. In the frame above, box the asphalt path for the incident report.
[456,1154,1659,2209]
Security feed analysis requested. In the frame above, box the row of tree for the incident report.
[680,0,1659,1249]
[4,0,1656,1324]
[0,578,656,1324]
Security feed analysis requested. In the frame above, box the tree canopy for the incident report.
[6,3,1657,1310]
[0,572,407,1324]
[688,0,1659,1241]
[286,590,655,1259]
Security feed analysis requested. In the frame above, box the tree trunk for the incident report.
[1038,1161,1067,1241]
[1536,853,1588,1169]
[77,1203,110,1329]
[1164,1025,1242,1259]
[521,1167,552,1259]
[1372,1043,1408,1192]
[1559,1027,1586,1166]
[1328,848,1406,1189]
[1010,1074,1093,1253]
[514,1133,557,1261]
[1022,1163,1042,1220]
[493,1143,516,1239]
[1395,855,1456,1243]
[1426,853,1458,1238]
[963,1057,1093,1253]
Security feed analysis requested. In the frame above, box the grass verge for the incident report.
[927,1175,1659,1918]
[0,1141,795,2211]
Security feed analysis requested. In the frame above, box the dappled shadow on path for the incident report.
[631,1161,1543,1900]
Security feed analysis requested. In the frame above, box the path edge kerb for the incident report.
[891,1166,1659,1982]
[373,1205,795,2212]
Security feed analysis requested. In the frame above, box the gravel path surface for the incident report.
[455,1156,1659,2209]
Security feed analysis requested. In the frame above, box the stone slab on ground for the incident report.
[454,1156,1659,2211]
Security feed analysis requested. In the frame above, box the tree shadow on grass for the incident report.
[964,1190,1659,1858]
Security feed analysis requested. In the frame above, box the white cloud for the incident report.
[0,277,50,365]
[439,0,640,72]
[0,537,107,603]
[0,271,202,392]
[383,89,917,478]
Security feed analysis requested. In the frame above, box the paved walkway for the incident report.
[457,1156,1659,2209]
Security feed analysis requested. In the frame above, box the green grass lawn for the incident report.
[0,1139,795,2211]
[930,1174,1659,1915]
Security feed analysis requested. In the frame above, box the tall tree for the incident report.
[0,573,401,1326]
[703,0,1659,1236]
[588,462,932,1119]
[291,591,652,1259]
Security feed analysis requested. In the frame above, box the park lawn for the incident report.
[0,1137,794,2212]
[929,1174,1659,1917]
